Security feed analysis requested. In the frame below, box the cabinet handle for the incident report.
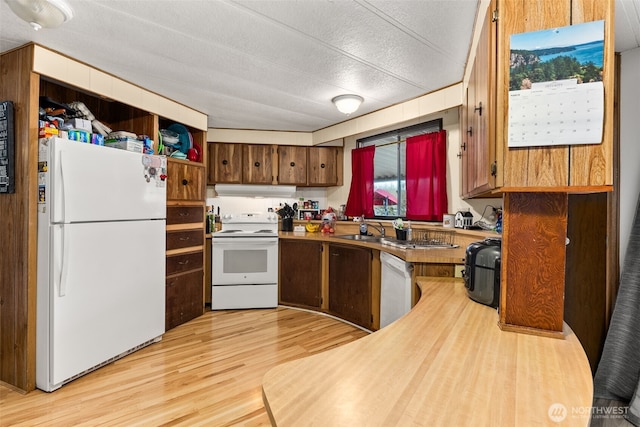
[177,260,190,265]
[320,163,326,168]
[290,161,295,167]
[179,236,191,241]
[461,142,466,150]
[222,159,228,165]
[457,152,462,159]
[467,127,473,136]
[182,179,189,186]
[474,102,483,116]
[254,161,260,167]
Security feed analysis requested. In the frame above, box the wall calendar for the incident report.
[508,20,605,148]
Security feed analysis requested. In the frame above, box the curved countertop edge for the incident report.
[262,277,593,427]
[278,231,467,264]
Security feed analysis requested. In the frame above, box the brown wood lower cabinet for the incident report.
[328,244,372,329]
[279,240,322,308]
[165,269,204,330]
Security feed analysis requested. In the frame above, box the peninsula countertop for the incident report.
[262,277,593,426]
[278,231,468,264]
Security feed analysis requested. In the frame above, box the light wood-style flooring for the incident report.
[0,307,368,426]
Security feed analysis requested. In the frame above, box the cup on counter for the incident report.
[443,214,455,228]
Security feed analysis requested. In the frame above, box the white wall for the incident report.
[206,187,328,218]
[619,47,640,266]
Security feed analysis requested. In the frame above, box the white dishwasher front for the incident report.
[380,251,413,328]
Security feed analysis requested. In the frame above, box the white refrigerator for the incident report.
[36,137,167,392]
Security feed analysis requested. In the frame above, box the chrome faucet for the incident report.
[366,221,386,238]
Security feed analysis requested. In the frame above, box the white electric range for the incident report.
[211,213,279,310]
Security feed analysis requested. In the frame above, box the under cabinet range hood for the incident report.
[214,184,296,198]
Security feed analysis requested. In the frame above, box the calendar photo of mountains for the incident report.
[509,20,605,91]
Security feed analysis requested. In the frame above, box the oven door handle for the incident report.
[212,239,278,246]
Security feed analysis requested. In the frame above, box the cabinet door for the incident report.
[243,144,274,184]
[328,244,372,329]
[461,70,474,198]
[471,6,496,195]
[278,146,308,185]
[462,0,497,198]
[308,147,338,186]
[166,160,205,201]
[166,269,204,330]
[211,143,242,184]
[279,240,322,308]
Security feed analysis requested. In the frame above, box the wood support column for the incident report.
[499,192,568,338]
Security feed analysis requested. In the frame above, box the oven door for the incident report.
[212,237,278,285]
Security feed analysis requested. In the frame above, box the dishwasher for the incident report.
[380,252,413,328]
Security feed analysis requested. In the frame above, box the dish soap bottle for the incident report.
[359,217,368,236]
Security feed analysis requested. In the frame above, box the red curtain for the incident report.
[405,130,448,221]
[345,145,375,218]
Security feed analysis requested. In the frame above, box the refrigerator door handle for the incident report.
[57,225,70,297]
[59,151,67,224]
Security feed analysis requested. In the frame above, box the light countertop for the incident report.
[278,231,467,264]
[262,277,593,426]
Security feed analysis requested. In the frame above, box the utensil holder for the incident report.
[282,217,293,231]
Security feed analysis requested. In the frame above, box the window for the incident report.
[357,119,443,219]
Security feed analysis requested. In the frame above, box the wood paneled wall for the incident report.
[496,0,614,189]
[496,0,615,339]
[0,45,38,391]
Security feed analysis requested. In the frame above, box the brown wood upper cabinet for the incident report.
[243,144,274,184]
[278,145,308,185]
[166,159,205,202]
[209,142,242,184]
[461,0,497,198]
[308,147,339,186]
[207,142,342,187]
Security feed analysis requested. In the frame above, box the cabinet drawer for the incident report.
[166,251,204,276]
[167,206,204,225]
[166,229,204,251]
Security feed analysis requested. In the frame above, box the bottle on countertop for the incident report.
[215,206,222,231]
[359,217,368,236]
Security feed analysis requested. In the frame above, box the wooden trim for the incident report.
[0,44,38,392]
[370,249,381,330]
[166,245,205,257]
[496,185,613,193]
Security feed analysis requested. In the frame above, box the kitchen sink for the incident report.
[334,234,383,243]
[381,237,459,249]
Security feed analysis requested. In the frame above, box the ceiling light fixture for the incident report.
[332,94,364,115]
[5,0,74,31]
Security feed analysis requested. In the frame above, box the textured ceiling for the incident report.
[1,0,639,133]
